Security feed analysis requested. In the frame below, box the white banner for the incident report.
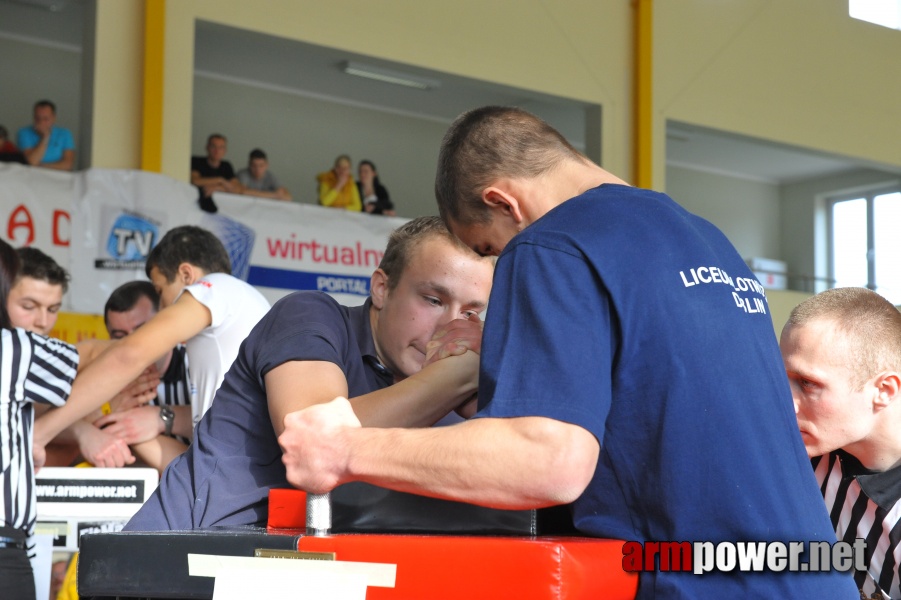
[69,168,198,313]
[1,165,408,314]
[208,193,406,306]
[0,162,74,268]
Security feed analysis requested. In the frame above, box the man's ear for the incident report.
[370,269,389,310]
[873,371,901,410]
[482,186,525,224]
[177,263,201,286]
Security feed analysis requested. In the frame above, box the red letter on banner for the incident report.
[7,204,35,246]
[52,210,70,246]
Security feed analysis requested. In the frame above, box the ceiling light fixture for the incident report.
[342,61,440,91]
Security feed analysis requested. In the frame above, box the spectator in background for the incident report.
[317,154,361,211]
[191,134,242,213]
[6,246,69,336]
[236,148,292,201]
[0,125,17,153]
[0,125,25,164]
[357,160,396,216]
[16,100,75,171]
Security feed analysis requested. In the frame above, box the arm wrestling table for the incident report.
[78,488,637,599]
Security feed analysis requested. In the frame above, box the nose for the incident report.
[436,309,457,328]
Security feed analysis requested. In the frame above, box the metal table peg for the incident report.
[306,492,331,536]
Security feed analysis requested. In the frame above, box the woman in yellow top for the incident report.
[317,154,361,211]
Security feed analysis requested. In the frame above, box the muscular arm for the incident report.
[279,398,599,510]
[131,436,188,475]
[266,350,479,437]
[76,338,115,370]
[34,294,212,445]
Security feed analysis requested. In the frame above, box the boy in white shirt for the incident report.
[35,226,270,468]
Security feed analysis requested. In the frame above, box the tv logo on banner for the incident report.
[95,207,164,270]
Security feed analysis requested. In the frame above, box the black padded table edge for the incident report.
[78,527,302,599]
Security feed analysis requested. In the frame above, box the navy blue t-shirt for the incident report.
[126,293,392,530]
[476,185,857,597]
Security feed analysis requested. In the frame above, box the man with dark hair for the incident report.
[781,287,901,599]
[190,134,242,212]
[236,148,291,201]
[36,225,270,469]
[124,216,492,530]
[103,281,158,336]
[279,107,858,598]
[7,246,69,336]
[16,99,76,171]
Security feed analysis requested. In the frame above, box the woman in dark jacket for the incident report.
[357,160,396,216]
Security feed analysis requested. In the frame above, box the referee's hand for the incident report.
[33,440,46,474]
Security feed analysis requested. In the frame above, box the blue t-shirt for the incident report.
[125,293,392,530]
[16,126,74,164]
[476,185,857,597]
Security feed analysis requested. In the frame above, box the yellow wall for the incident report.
[153,0,632,182]
[86,1,901,189]
[89,1,145,169]
[49,312,109,345]
[767,289,813,339]
[655,0,901,187]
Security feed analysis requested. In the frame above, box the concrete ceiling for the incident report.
[2,0,888,185]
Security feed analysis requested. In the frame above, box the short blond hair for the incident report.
[786,287,901,389]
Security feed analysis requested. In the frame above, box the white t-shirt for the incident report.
[176,273,270,425]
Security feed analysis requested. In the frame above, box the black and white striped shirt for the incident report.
[147,344,190,444]
[148,344,190,409]
[1,328,79,539]
[813,450,901,599]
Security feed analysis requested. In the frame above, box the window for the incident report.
[850,0,901,30]
[830,189,901,304]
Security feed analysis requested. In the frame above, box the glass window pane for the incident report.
[874,192,901,305]
[850,0,901,29]
[832,198,868,289]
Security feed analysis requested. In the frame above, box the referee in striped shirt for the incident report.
[781,287,901,599]
[0,240,81,599]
